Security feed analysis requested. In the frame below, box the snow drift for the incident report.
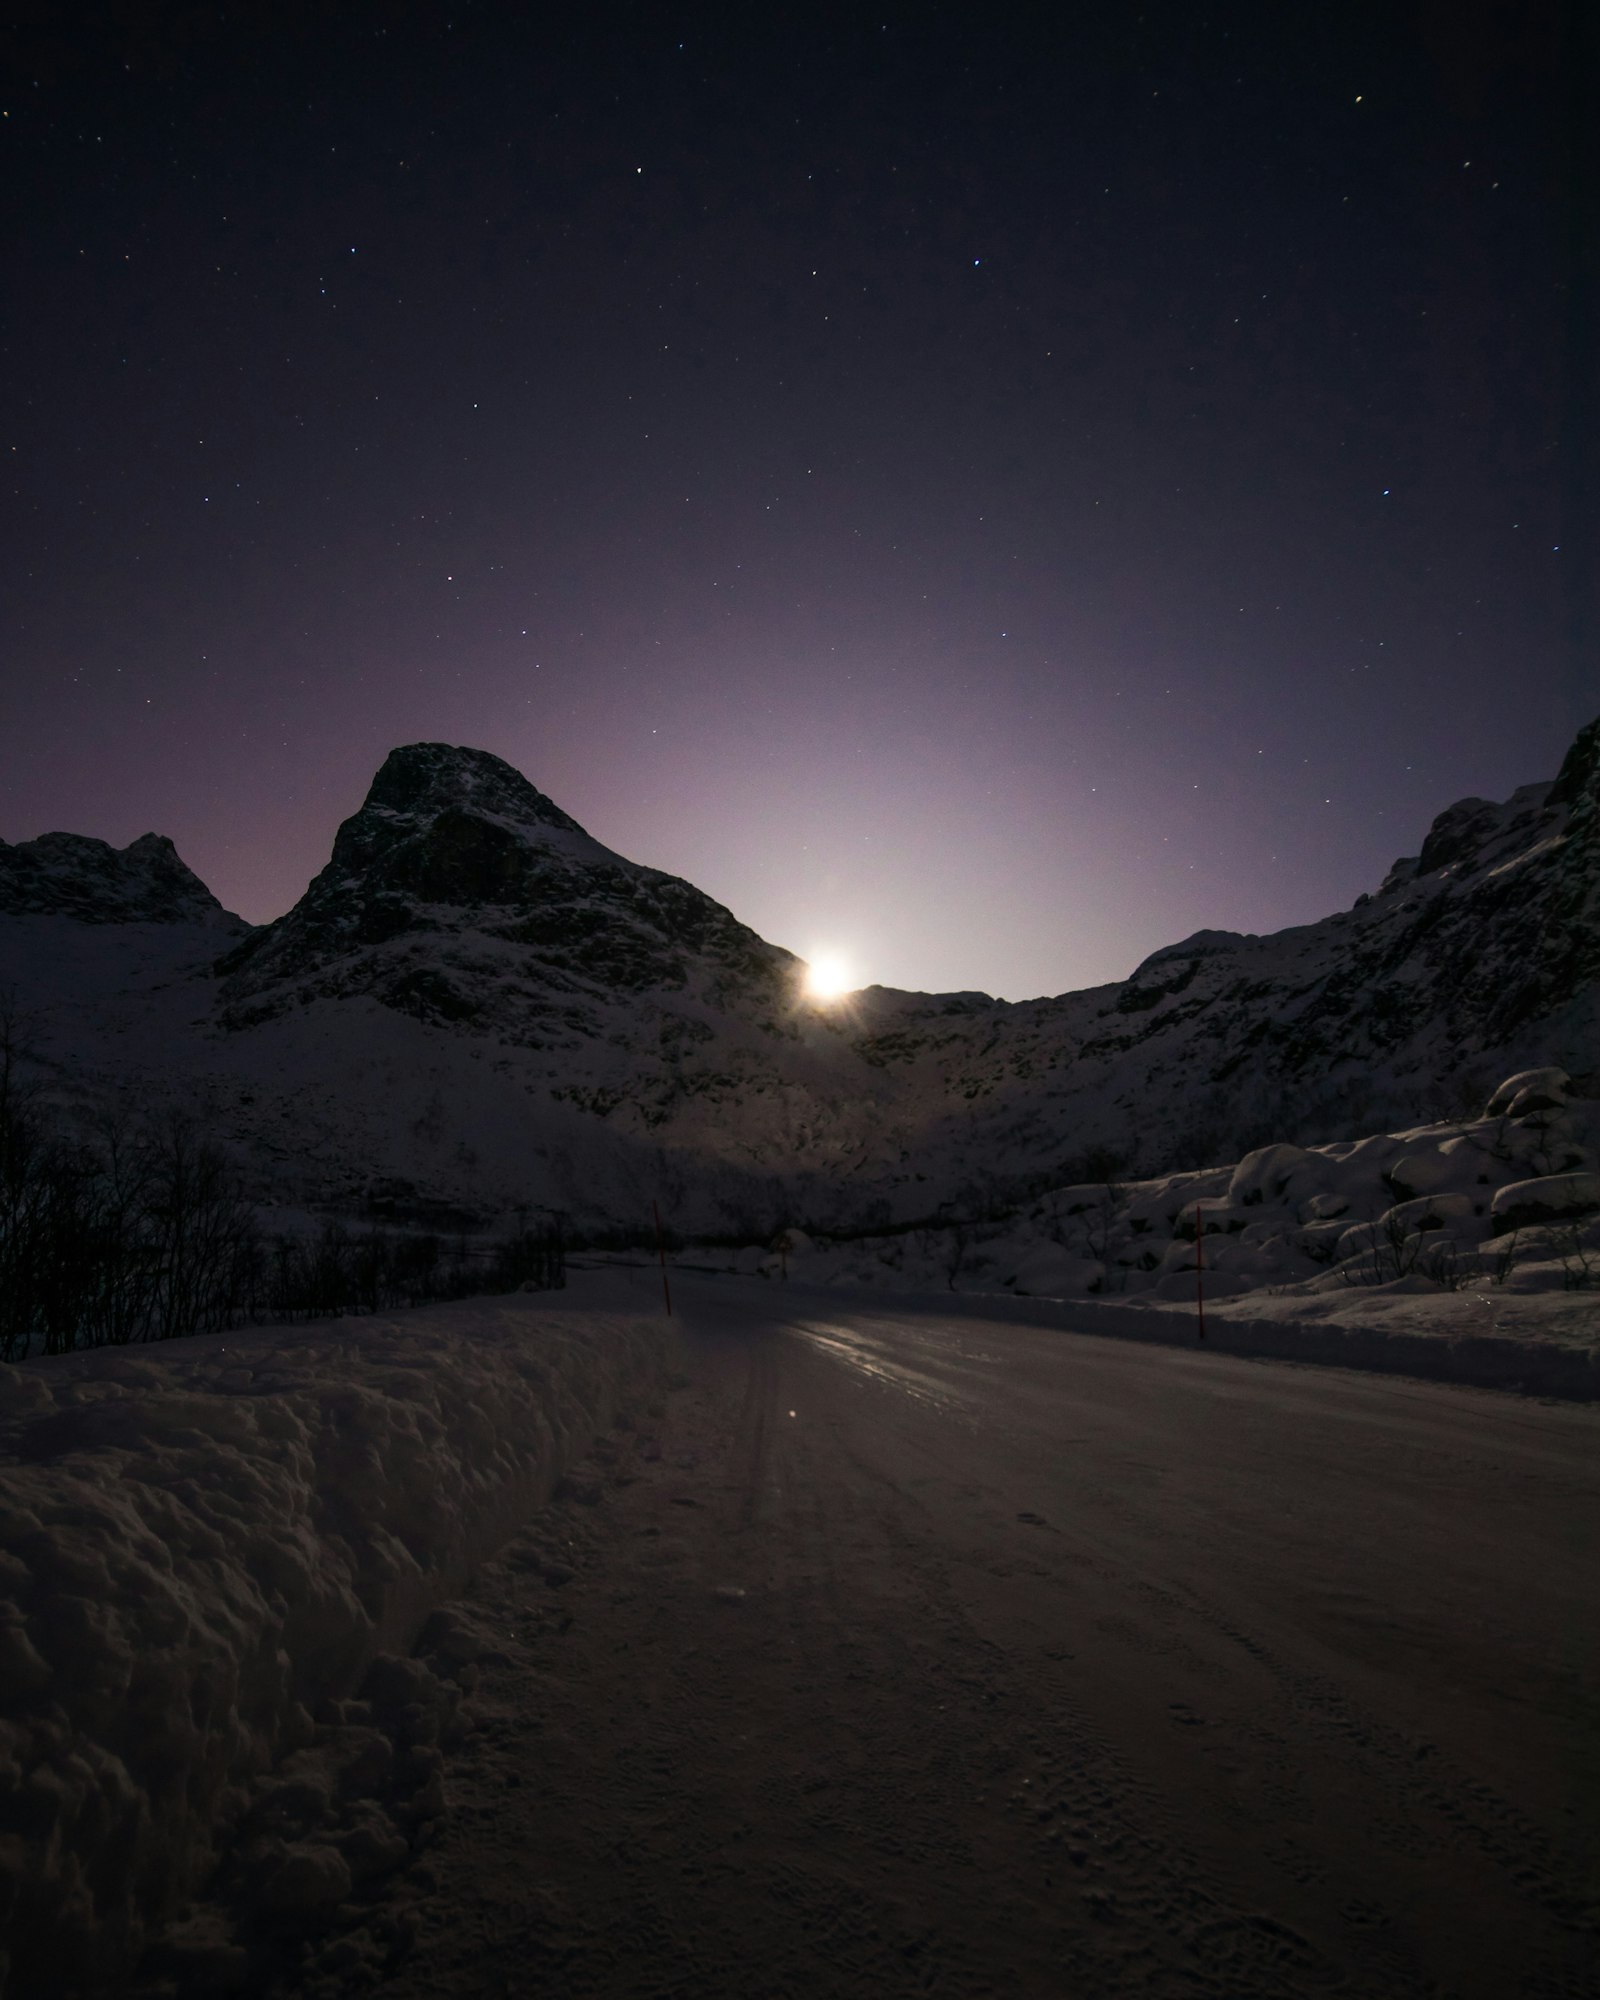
[0,1295,670,1996]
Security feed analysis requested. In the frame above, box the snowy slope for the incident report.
[839,716,1599,1178]
[1,721,1595,1231]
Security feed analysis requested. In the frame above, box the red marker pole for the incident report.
[1194,1200,1206,1341]
[652,1200,673,1318]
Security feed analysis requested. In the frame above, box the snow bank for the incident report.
[0,1292,670,1996]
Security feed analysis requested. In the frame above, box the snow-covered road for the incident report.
[287,1271,1600,2000]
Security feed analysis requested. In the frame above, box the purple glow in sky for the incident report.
[3,5,1592,998]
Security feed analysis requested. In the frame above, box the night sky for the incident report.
[5,3,1594,999]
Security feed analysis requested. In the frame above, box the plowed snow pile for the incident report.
[0,1294,668,1996]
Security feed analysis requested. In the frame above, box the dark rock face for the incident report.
[356,740,588,832]
[217,743,794,1025]
[0,831,236,926]
[1417,797,1501,875]
[1549,716,1600,808]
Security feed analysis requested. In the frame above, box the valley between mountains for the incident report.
[2,720,1596,1256]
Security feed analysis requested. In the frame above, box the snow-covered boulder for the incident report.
[1332,1219,1385,1264]
[1329,1209,1469,1269]
[1435,1133,1525,1187]
[1382,1150,1463,1200]
[1227,1144,1324,1210]
[1195,1202,1253,1235]
[1300,1191,1350,1222]
[1485,1068,1571,1119]
[1490,1173,1600,1233]
[1325,1134,1407,1186]
[1297,1218,1354,1262]
[1376,1192,1479,1238]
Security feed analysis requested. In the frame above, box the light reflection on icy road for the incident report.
[783,1318,984,1420]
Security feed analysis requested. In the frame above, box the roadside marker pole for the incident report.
[652,1200,673,1318]
[1194,1201,1206,1340]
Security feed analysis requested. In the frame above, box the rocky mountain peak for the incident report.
[0,829,236,926]
[361,742,588,837]
[310,742,606,914]
[1380,720,1596,893]
[217,743,791,1025]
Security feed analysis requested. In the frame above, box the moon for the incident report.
[805,952,854,1001]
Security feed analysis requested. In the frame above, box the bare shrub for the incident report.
[1553,1224,1596,1291]
[0,1034,565,1358]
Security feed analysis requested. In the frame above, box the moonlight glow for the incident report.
[805,953,854,1002]
[0,8,1572,1006]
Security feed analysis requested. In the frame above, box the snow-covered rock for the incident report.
[1227,1144,1324,1208]
[1490,1173,1600,1232]
[1297,1218,1352,1260]
[1301,1192,1350,1221]
[1383,1150,1464,1198]
[1377,1192,1480,1237]
[1484,1066,1572,1118]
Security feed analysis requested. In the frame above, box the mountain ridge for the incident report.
[2,719,1594,1228]
[0,830,241,928]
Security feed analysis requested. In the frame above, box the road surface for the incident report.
[347,1274,1600,1998]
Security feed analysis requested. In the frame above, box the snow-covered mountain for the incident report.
[0,829,241,928]
[216,742,798,1030]
[2,721,1595,1231]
